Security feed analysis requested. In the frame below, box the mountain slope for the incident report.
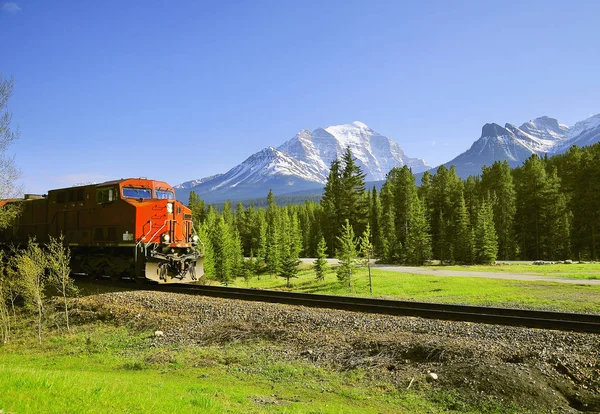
[427,116,569,178]
[552,114,600,154]
[176,121,428,202]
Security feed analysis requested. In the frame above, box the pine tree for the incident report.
[429,165,463,262]
[212,217,236,285]
[369,186,383,256]
[481,161,516,259]
[188,191,207,224]
[358,224,374,294]
[453,194,473,264]
[321,159,342,255]
[336,219,358,288]
[321,148,368,255]
[197,222,215,282]
[473,201,498,264]
[385,166,418,260]
[278,212,301,287]
[265,189,280,275]
[255,215,267,276]
[314,237,328,281]
[405,197,432,265]
[379,183,400,263]
[340,147,368,236]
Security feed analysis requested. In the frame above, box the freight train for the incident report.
[0,178,203,283]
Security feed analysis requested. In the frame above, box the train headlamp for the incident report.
[162,233,170,244]
[166,202,174,214]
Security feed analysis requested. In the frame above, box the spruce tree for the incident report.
[481,161,516,259]
[336,219,358,288]
[359,224,374,293]
[212,217,236,285]
[369,186,383,256]
[265,189,280,275]
[321,159,342,255]
[473,201,498,264]
[255,216,267,276]
[321,148,368,255]
[314,236,328,281]
[453,194,473,264]
[340,147,368,236]
[197,222,215,282]
[278,212,301,287]
[379,183,400,263]
[405,197,432,265]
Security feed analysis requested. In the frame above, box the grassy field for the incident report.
[424,263,600,279]
[231,265,600,314]
[0,322,506,413]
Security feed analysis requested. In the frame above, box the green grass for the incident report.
[233,266,600,314]
[0,322,501,414]
[424,263,600,279]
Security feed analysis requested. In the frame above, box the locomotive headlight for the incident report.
[166,202,174,214]
[162,233,170,243]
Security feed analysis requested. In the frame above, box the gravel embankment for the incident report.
[73,290,600,412]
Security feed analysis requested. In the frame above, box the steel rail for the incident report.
[87,280,600,334]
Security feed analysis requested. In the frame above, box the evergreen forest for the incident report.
[188,144,600,285]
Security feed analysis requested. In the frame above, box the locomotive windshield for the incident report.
[155,189,175,200]
[122,187,152,199]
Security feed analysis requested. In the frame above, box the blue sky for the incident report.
[2,0,599,194]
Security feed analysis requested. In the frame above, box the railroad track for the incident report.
[80,279,600,333]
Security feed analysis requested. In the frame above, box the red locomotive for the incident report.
[0,178,203,283]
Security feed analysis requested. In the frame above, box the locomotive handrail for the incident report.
[144,220,168,249]
[136,220,153,248]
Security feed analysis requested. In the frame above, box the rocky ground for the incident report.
[71,290,600,413]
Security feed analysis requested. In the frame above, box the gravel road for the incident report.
[299,259,600,285]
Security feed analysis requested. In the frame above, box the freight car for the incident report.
[0,178,203,283]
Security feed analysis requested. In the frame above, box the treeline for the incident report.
[188,144,600,283]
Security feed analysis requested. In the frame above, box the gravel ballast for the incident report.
[73,290,600,412]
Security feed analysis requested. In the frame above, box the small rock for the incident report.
[426,372,438,382]
[154,330,164,337]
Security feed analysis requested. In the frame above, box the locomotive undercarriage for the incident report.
[72,244,202,283]
[143,243,202,283]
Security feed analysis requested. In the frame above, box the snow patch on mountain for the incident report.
[175,174,224,189]
[278,121,430,182]
[552,114,600,153]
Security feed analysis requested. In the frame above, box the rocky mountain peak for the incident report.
[481,123,509,138]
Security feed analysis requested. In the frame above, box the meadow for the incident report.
[424,263,600,279]
[232,264,600,314]
[0,321,505,413]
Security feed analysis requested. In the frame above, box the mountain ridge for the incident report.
[176,113,600,202]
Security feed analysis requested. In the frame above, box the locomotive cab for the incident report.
[117,178,204,283]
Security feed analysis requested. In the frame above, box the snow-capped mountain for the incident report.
[176,121,429,202]
[551,114,600,154]
[428,116,571,178]
[278,121,429,181]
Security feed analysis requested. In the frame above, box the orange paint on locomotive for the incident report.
[0,178,202,283]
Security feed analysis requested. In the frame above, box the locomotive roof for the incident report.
[46,178,174,193]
